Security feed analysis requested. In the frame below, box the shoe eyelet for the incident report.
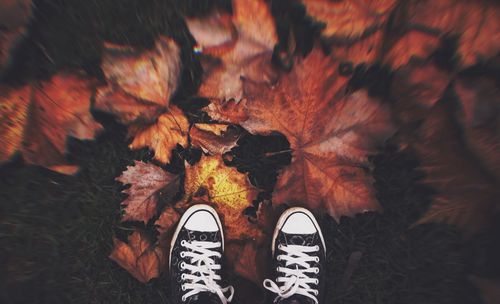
[181,285,186,291]
[277,255,282,261]
[181,274,186,280]
[276,267,280,272]
[314,279,319,284]
[314,245,319,251]
[314,257,320,262]
[278,244,283,250]
[314,267,319,274]
[181,240,187,246]
[180,252,186,258]
[181,295,186,302]
[180,262,186,270]
[314,290,319,296]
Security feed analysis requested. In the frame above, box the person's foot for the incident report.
[263,207,326,304]
[170,204,234,304]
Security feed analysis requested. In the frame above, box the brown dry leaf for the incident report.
[237,48,395,220]
[391,62,452,126]
[183,155,260,240]
[414,100,499,235]
[186,11,236,55]
[190,123,241,155]
[116,161,180,223]
[155,206,180,235]
[193,0,278,102]
[329,30,384,66]
[0,73,102,173]
[0,0,32,74]
[382,31,440,69]
[128,106,189,164]
[204,98,249,124]
[94,36,181,124]
[389,0,500,68]
[109,230,166,283]
[302,0,397,41]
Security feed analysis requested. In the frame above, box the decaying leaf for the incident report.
[190,123,241,155]
[183,155,259,240]
[414,100,499,235]
[0,73,102,173]
[0,0,32,74]
[236,48,394,220]
[94,36,181,124]
[155,206,180,235]
[116,161,180,223]
[191,0,278,102]
[109,230,166,283]
[128,106,189,164]
[204,98,249,124]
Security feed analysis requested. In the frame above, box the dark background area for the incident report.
[0,0,498,303]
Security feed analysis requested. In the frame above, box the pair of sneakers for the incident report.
[169,204,326,304]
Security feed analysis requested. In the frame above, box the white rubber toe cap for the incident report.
[184,210,219,232]
[281,212,317,234]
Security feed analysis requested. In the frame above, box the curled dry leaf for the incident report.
[116,161,180,223]
[414,100,499,235]
[190,0,278,102]
[190,123,241,155]
[94,36,181,124]
[0,73,102,174]
[128,106,189,164]
[238,48,395,220]
[183,155,259,240]
[204,98,248,124]
[0,0,32,74]
[109,230,166,283]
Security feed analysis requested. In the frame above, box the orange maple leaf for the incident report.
[0,73,102,174]
[109,230,166,283]
[189,0,278,102]
[237,48,395,220]
[116,161,180,223]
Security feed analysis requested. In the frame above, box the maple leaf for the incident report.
[237,48,395,220]
[0,73,102,174]
[189,0,278,102]
[116,161,180,223]
[109,230,166,283]
[0,0,32,74]
[94,36,181,124]
[413,99,499,235]
[189,123,241,155]
[128,106,189,164]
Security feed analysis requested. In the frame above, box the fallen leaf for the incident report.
[414,100,499,235]
[239,48,395,220]
[128,106,189,164]
[186,11,237,55]
[190,123,241,155]
[302,0,397,42]
[116,161,180,223]
[155,206,180,235]
[183,155,260,240]
[382,31,440,69]
[390,0,500,68]
[204,98,249,124]
[193,0,278,102]
[0,0,32,74]
[0,73,102,173]
[109,230,166,283]
[455,76,500,182]
[95,36,181,124]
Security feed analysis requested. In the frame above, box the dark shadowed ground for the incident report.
[1,0,498,303]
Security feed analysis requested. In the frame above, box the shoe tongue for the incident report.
[278,295,313,304]
[188,292,222,304]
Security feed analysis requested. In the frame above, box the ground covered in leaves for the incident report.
[1,0,499,303]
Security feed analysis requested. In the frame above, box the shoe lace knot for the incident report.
[263,244,320,304]
[180,240,234,304]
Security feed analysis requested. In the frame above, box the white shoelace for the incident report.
[179,240,234,304]
[263,244,320,304]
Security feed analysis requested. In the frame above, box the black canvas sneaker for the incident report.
[263,207,326,304]
[170,204,234,304]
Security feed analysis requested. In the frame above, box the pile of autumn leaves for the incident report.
[1,0,499,287]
